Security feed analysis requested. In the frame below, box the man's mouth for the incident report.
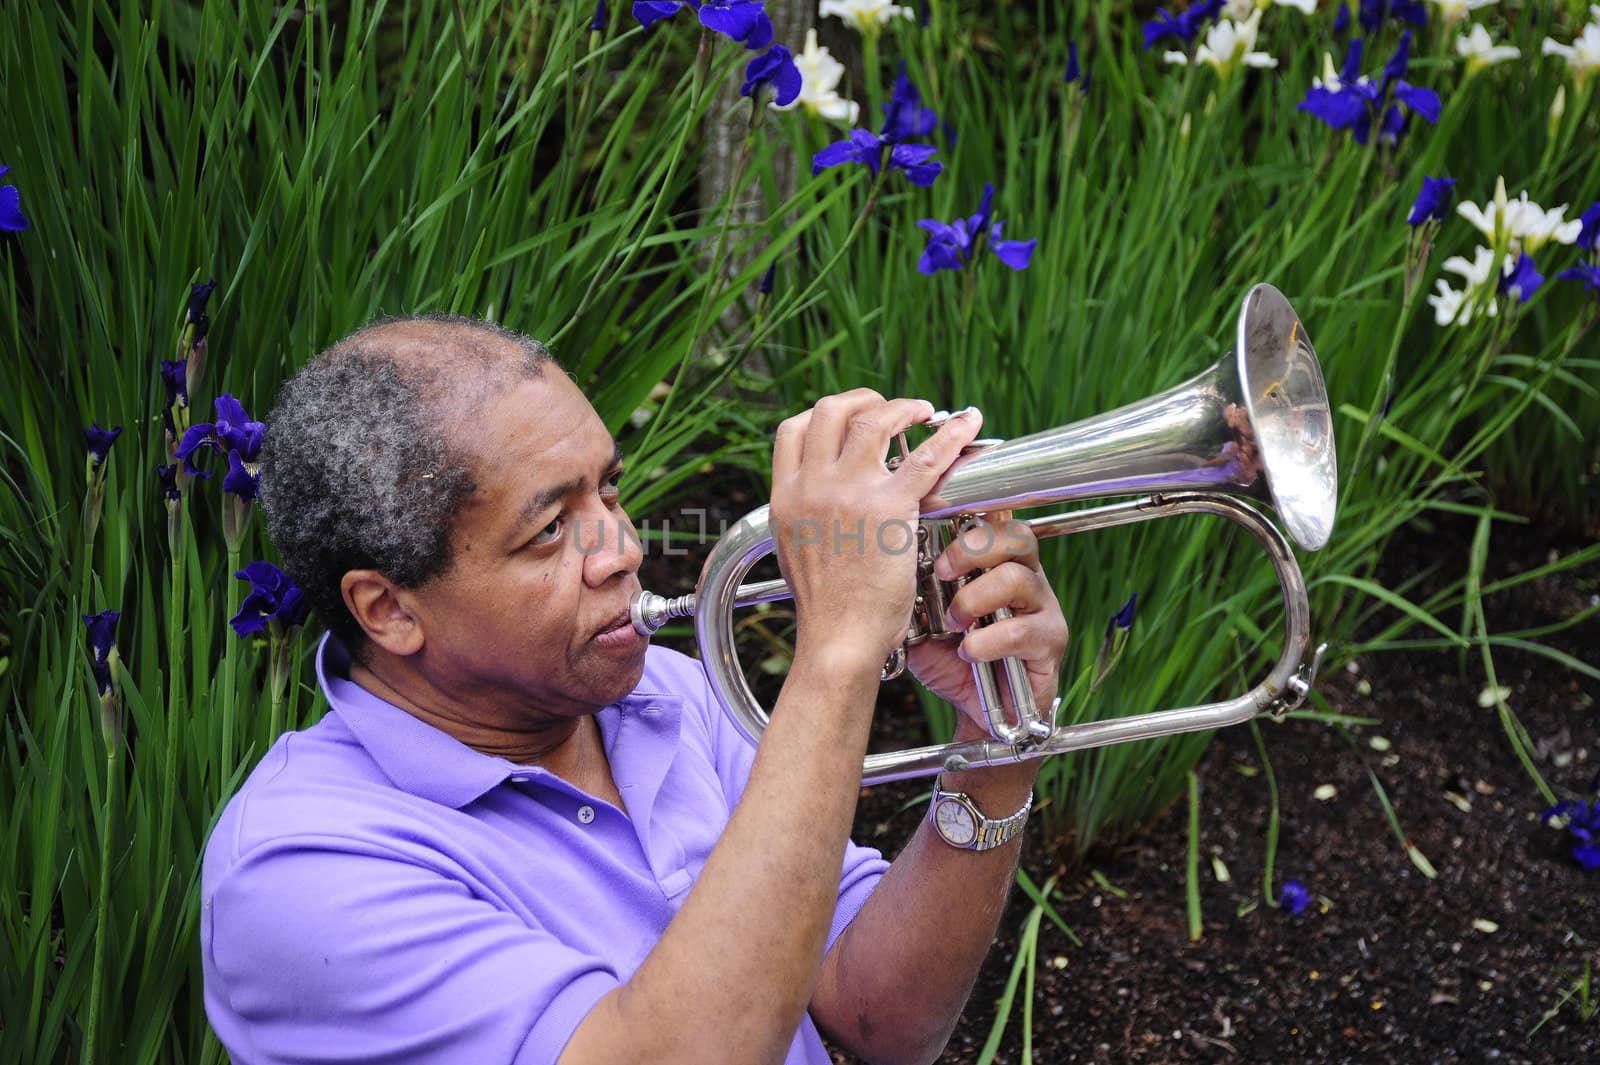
[592,609,641,647]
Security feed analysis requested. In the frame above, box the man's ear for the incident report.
[341,570,425,657]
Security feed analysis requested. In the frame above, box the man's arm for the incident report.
[560,393,987,1065]
[810,760,1039,1065]
[810,514,1070,1065]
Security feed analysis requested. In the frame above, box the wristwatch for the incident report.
[928,777,1033,851]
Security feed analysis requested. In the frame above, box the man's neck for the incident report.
[350,660,585,768]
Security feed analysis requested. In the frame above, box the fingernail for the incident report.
[956,405,981,420]
[933,556,951,580]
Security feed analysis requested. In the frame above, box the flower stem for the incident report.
[863,30,882,115]
[83,737,121,1064]
[155,526,187,888]
[1346,255,1421,489]
[219,547,241,797]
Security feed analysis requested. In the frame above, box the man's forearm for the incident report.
[560,641,883,1065]
[811,759,1041,1065]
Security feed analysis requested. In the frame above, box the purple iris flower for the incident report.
[1143,0,1224,50]
[881,65,939,143]
[1359,0,1426,33]
[187,278,217,344]
[231,561,311,638]
[0,165,29,232]
[1543,800,1600,870]
[1279,879,1313,915]
[222,451,261,501]
[1556,262,1600,298]
[1577,202,1600,251]
[757,261,776,295]
[812,129,943,187]
[1406,176,1455,226]
[699,0,772,49]
[157,463,181,504]
[592,0,607,32]
[635,0,773,50]
[83,610,121,696]
[1498,253,1544,303]
[915,183,1036,275]
[176,394,266,488]
[1064,41,1081,85]
[633,0,687,29]
[1298,33,1441,146]
[741,44,801,106]
[161,358,189,408]
[1104,592,1138,642]
[85,424,123,470]
[1334,2,1351,33]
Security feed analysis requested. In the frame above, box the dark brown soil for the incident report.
[637,490,1599,1063]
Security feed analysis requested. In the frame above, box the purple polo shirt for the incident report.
[202,636,888,1064]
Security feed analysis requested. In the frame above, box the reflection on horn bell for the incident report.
[631,283,1339,785]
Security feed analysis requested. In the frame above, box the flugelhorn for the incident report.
[631,284,1338,785]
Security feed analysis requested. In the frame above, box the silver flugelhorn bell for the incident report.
[631,284,1338,785]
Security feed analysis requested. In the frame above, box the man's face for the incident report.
[403,370,648,724]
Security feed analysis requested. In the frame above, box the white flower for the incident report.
[1456,177,1583,254]
[772,29,860,125]
[1426,280,1469,326]
[820,0,915,33]
[1456,176,1512,244]
[1444,244,1500,288]
[1164,10,1278,77]
[1426,0,1499,27]
[1428,245,1502,326]
[1541,16,1600,90]
[1455,24,1519,72]
[1505,194,1583,251]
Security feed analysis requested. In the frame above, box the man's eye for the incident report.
[606,469,624,491]
[530,517,564,546]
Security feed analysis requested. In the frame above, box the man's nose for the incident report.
[581,508,643,585]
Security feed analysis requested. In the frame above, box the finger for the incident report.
[943,563,1054,631]
[838,396,937,470]
[772,410,812,485]
[802,388,887,465]
[933,512,1040,581]
[892,406,983,498]
[957,613,1071,666]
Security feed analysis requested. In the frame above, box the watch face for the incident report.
[935,797,978,846]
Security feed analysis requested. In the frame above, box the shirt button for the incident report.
[577,805,596,824]
[510,775,529,784]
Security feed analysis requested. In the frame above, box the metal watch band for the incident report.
[930,778,1034,851]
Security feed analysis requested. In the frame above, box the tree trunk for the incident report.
[697,3,814,373]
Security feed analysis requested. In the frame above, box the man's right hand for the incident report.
[769,390,983,668]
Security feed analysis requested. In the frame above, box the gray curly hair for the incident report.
[259,313,552,655]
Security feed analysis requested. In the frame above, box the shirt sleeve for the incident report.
[687,654,891,953]
[204,834,617,1065]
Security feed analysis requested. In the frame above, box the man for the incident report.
[202,314,1069,1064]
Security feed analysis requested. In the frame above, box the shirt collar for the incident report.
[315,633,683,809]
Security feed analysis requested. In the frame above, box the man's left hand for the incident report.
[905,513,1070,741]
